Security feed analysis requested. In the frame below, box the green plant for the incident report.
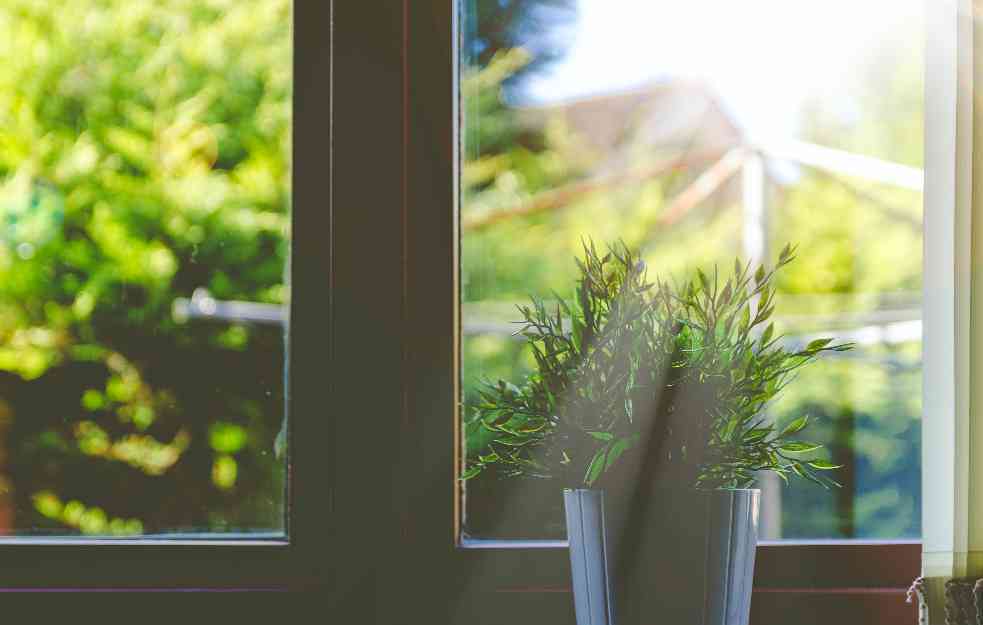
[463,240,852,490]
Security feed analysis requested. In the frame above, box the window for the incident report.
[1,2,970,619]
[0,1,331,591]
[460,0,923,544]
[0,0,289,538]
[379,1,938,623]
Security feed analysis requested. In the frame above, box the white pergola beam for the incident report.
[758,139,924,192]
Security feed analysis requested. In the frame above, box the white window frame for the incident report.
[921,0,983,619]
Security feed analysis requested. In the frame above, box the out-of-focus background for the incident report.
[461,0,923,541]
[0,0,923,541]
[0,0,290,535]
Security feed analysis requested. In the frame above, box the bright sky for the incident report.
[522,0,923,140]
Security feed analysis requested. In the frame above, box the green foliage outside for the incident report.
[462,23,922,539]
[0,0,922,540]
[0,0,290,534]
[463,0,577,83]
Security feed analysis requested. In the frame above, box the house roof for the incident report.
[515,80,745,171]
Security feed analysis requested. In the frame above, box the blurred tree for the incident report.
[770,346,921,539]
[464,0,577,85]
[761,22,924,539]
[0,0,290,534]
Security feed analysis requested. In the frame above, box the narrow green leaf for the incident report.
[807,460,841,470]
[515,421,546,434]
[779,441,822,453]
[760,322,774,347]
[739,305,751,331]
[780,416,808,437]
[756,304,774,324]
[719,282,733,306]
[697,268,710,293]
[572,317,585,352]
[779,243,794,264]
[605,436,635,470]
[805,338,834,352]
[478,451,499,464]
[461,466,482,480]
[585,448,608,486]
[743,427,772,442]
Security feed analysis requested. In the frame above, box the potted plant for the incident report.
[463,241,850,625]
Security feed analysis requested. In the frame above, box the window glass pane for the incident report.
[461,0,922,540]
[0,0,290,536]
